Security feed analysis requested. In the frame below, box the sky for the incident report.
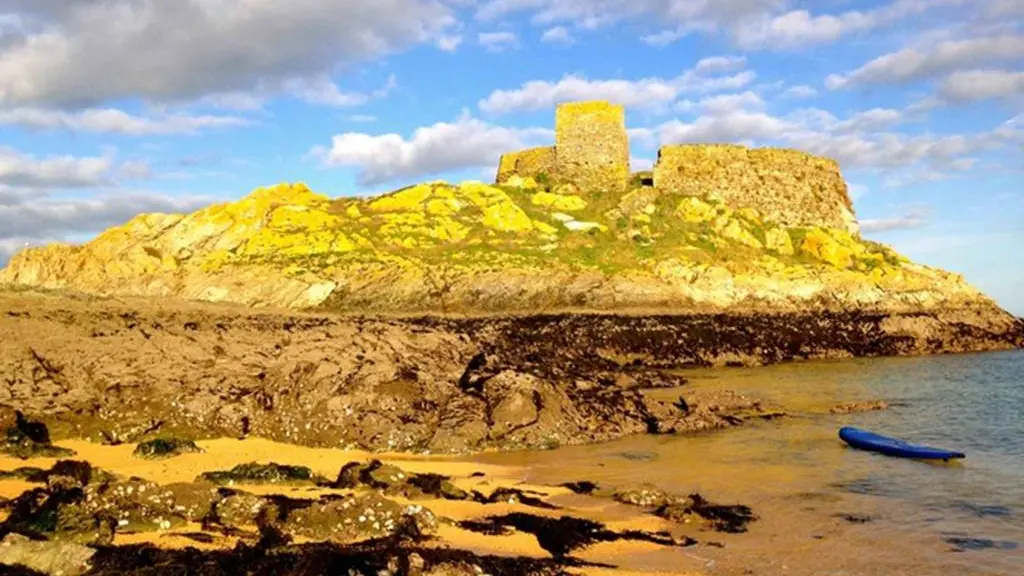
[0,0,1021,315]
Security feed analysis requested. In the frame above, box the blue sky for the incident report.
[0,0,1021,314]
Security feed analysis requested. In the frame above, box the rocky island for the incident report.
[0,101,1021,576]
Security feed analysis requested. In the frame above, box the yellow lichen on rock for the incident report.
[765,228,794,255]
[676,197,717,223]
[504,175,539,189]
[269,205,341,231]
[531,191,587,212]
[368,184,434,213]
[457,182,535,233]
[800,228,855,268]
[720,220,762,249]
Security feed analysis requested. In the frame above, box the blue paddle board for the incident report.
[839,427,965,460]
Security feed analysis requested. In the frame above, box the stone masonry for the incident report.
[653,144,858,232]
[554,101,631,192]
[495,101,857,232]
[495,100,630,191]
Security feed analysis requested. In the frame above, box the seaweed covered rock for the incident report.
[1,412,74,460]
[132,437,203,459]
[0,533,95,576]
[2,485,116,545]
[332,460,467,500]
[613,485,757,533]
[199,463,330,486]
[207,490,439,542]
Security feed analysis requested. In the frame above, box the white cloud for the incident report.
[733,0,949,49]
[318,112,550,185]
[198,91,268,112]
[653,111,793,144]
[0,0,454,107]
[478,60,756,114]
[477,0,957,49]
[0,107,250,135]
[0,148,114,188]
[827,35,1024,89]
[284,74,397,108]
[939,70,1024,102]
[437,35,464,52]
[860,206,930,233]
[479,31,520,52]
[541,26,574,44]
[118,160,152,180]
[694,56,747,74]
[0,190,212,242]
[477,0,784,36]
[782,85,817,99]
[677,91,765,114]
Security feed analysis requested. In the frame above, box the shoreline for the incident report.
[1,290,1021,574]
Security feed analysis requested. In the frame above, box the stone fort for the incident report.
[496,100,857,232]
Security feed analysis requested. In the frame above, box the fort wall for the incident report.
[554,101,631,192]
[653,144,858,232]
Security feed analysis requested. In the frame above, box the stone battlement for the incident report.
[496,101,858,231]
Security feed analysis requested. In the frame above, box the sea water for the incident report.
[482,349,1024,575]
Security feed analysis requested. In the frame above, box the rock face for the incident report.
[653,144,858,233]
[0,293,1020,453]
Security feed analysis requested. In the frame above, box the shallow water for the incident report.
[480,349,1024,575]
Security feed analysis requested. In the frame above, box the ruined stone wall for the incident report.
[653,144,858,232]
[555,101,630,192]
[495,146,557,184]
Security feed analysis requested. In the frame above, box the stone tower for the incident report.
[554,101,630,192]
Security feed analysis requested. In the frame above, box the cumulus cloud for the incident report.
[317,112,550,186]
[733,0,949,48]
[478,0,955,48]
[541,26,574,44]
[0,190,212,244]
[0,107,250,135]
[826,35,1024,89]
[939,70,1024,102]
[0,148,115,188]
[478,58,755,114]
[0,0,454,108]
[478,31,520,52]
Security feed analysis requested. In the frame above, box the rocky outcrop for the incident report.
[0,292,1019,454]
[0,181,1013,326]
